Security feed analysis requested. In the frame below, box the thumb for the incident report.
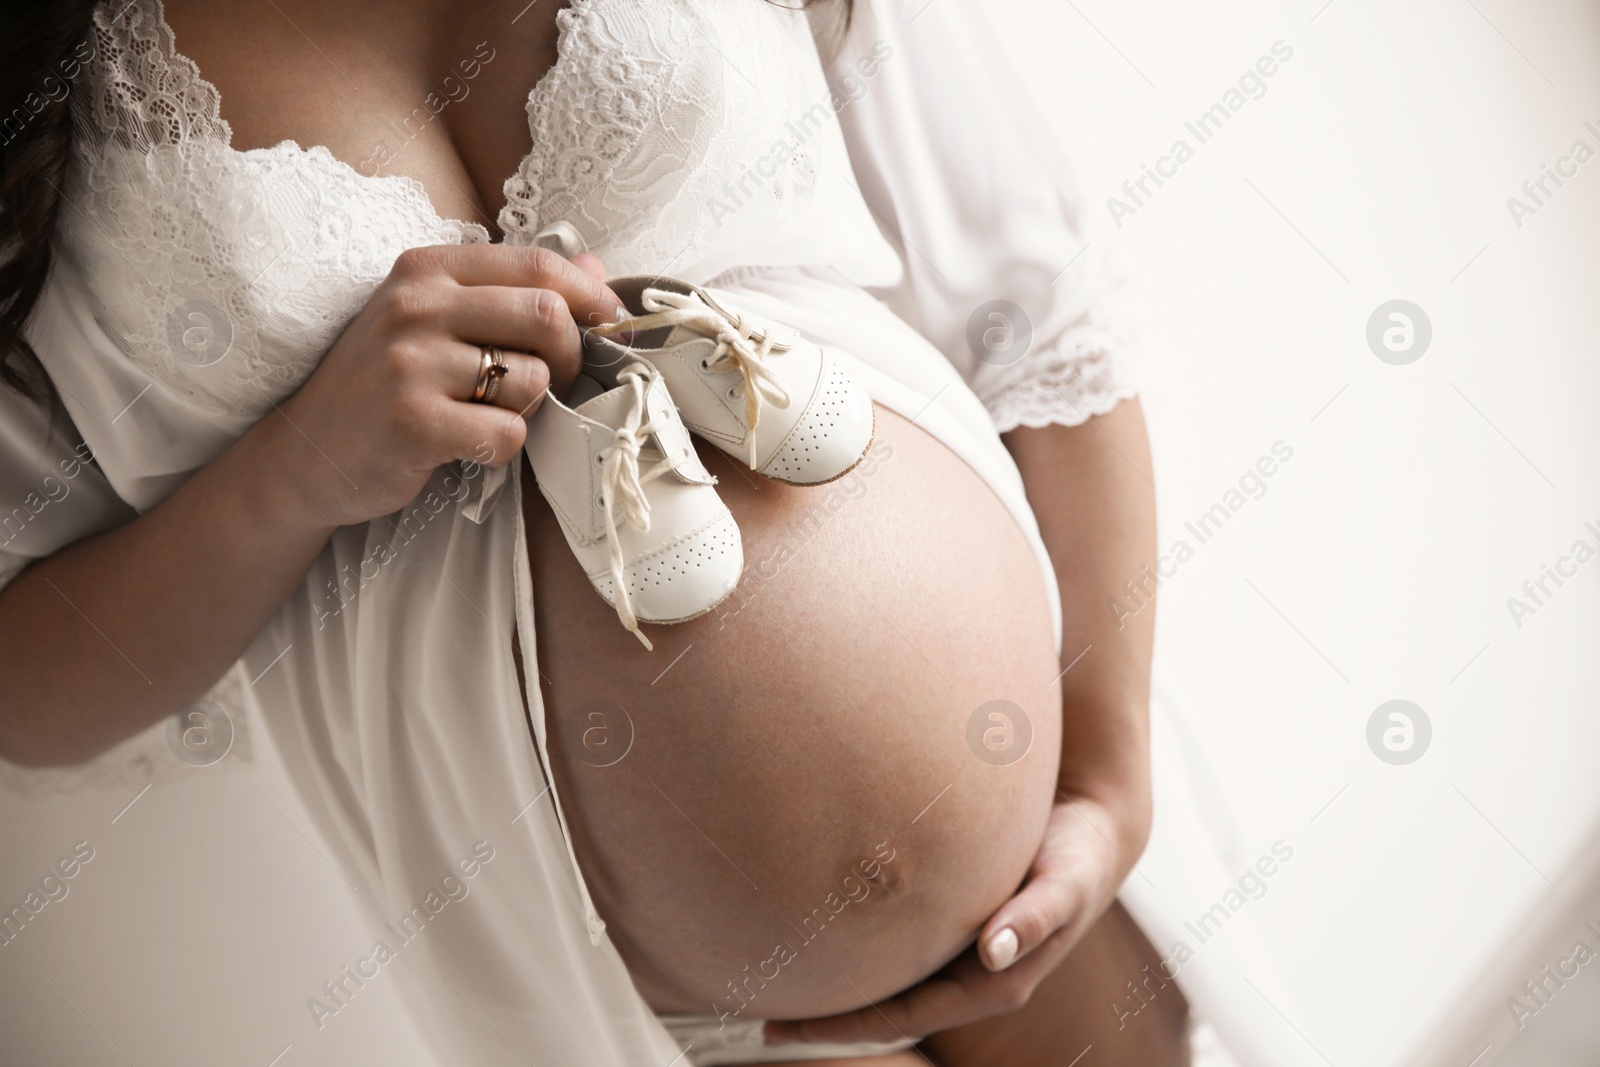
[977,873,1080,972]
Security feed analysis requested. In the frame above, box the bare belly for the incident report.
[522,404,1062,1018]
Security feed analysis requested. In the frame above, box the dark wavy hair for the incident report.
[0,0,853,411]
[0,1,100,411]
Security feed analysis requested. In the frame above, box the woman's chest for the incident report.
[160,0,563,228]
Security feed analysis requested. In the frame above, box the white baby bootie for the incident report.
[523,346,743,649]
[587,275,875,485]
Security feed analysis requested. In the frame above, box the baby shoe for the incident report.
[523,347,742,649]
[586,276,875,485]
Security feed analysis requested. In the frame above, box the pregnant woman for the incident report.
[0,0,1213,1063]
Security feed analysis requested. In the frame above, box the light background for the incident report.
[999,1,1600,1064]
[2,1,1598,1064]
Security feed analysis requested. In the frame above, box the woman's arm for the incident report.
[0,413,338,766]
[980,399,1157,963]
[0,245,620,766]
[1007,400,1156,848]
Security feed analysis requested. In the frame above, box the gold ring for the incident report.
[473,346,510,403]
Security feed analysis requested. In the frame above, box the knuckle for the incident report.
[384,340,429,379]
[526,287,569,336]
[498,412,528,455]
[392,245,440,278]
[1010,904,1054,946]
[395,385,441,431]
[385,282,443,328]
[522,355,552,391]
[518,357,552,404]
[524,245,563,284]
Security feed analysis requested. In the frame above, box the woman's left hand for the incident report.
[763,787,1148,1047]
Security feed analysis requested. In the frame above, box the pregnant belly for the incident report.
[523,403,1063,1018]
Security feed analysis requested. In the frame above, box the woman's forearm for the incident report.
[0,409,337,766]
[1004,400,1158,839]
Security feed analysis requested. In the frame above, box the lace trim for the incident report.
[498,0,593,240]
[979,327,1141,433]
[979,236,1144,432]
[497,0,795,277]
[58,0,490,421]
[80,0,232,149]
[498,0,728,267]
[82,0,491,237]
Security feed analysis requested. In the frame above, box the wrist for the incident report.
[1057,764,1152,858]
[233,406,343,540]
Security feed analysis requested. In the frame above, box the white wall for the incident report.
[987,0,1600,1063]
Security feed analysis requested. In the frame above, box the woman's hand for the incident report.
[0,242,620,766]
[271,244,621,530]
[763,787,1149,1047]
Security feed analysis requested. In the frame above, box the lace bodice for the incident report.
[62,1,492,422]
[57,0,902,428]
[57,0,1135,444]
[500,0,812,273]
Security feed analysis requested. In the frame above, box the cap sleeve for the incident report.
[814,0,1140,432]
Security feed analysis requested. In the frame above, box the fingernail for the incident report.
[612,304,628,323]
[985,927,1019,970]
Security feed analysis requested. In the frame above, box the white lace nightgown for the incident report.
[0,1,1317,1064]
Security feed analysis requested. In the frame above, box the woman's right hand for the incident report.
[270,243,624,530]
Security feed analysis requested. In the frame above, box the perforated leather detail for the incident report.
[757,358,869,484]
[589,512,742,622]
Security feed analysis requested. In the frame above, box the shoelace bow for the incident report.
[593,288,791,468]
[598,363,681,650]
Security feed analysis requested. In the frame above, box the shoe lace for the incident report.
[593,288,791,467]
[597,363,680,650]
